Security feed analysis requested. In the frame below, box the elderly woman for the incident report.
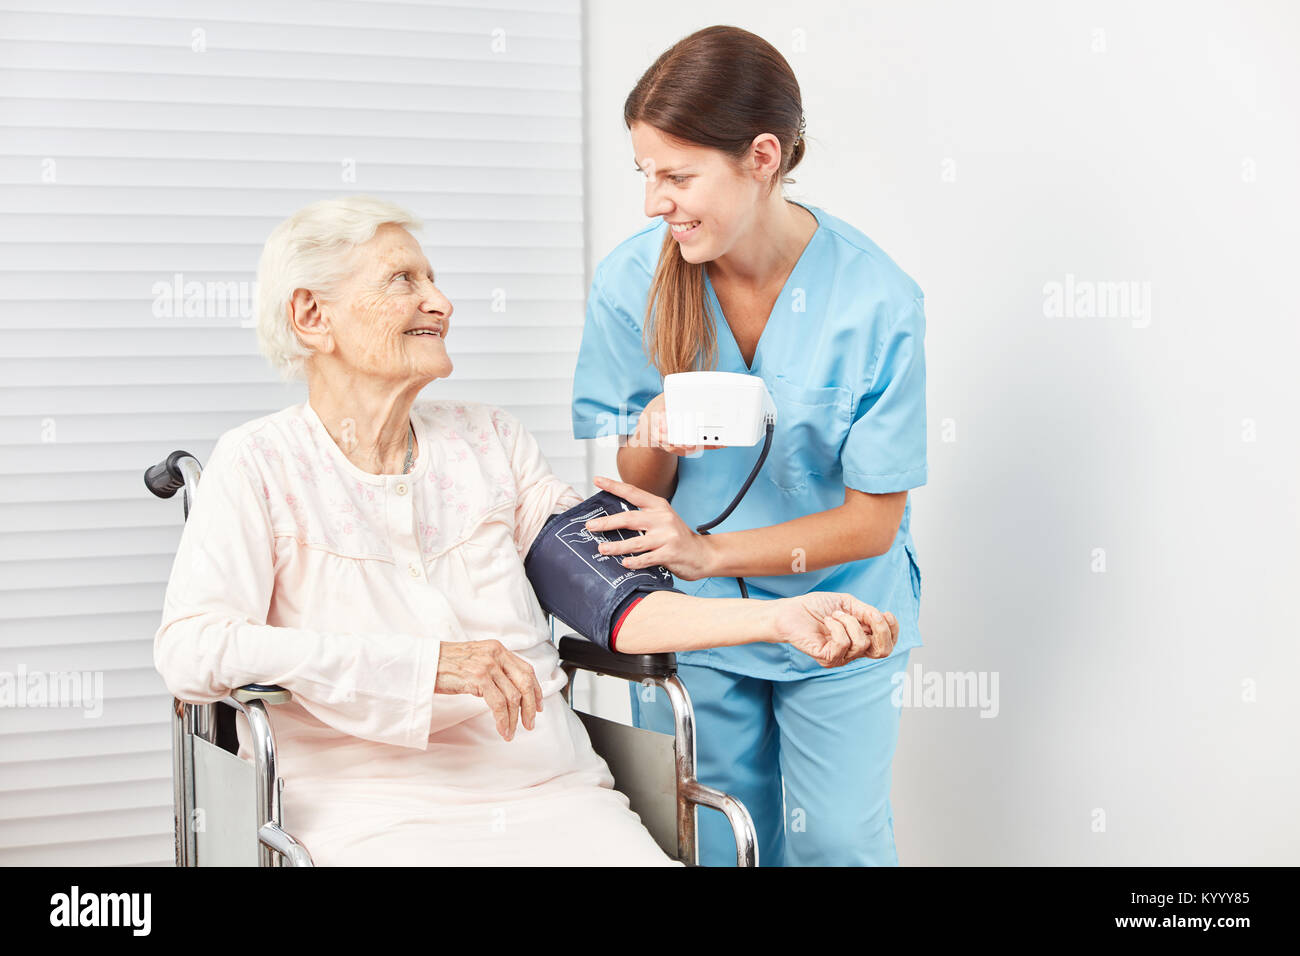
[153,195,900,866]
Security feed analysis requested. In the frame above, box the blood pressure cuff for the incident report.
[524,490,683,652]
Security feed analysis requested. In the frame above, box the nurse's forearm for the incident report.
[612,591,777,653]
[615,443,678,500]
[703,498,902,578]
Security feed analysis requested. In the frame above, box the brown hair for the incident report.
[625,25,807,376]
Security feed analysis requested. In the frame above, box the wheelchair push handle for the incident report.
[144,449,198,499]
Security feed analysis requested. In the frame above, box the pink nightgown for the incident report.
[153,398,680,866]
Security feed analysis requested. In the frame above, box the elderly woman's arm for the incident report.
[153,432,463,749]
[612,590,897,664]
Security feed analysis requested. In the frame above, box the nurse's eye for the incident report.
[669,175,690,185]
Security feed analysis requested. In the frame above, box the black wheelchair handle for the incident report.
[558,634,676,681]
[144,449,196,499]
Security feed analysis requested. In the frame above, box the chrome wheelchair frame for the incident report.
[147,449,758,867]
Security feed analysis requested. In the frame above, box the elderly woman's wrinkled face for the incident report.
[320,223,453,383]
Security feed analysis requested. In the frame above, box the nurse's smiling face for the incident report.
[631,121,781,266]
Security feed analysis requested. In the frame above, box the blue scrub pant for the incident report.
[629,650,910,867]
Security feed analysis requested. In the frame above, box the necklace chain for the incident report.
[402,422,414,474]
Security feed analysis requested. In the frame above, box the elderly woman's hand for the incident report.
[435,641,543,741]
[772,592,899,667]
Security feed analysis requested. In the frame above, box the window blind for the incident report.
[0,0,586,865]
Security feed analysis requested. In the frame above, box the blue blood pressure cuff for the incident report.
[524,490,682,652]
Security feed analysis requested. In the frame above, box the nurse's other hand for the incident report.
[434,640,543,741]
[772,592,899,666]
[585,475,719,581]
[627,392,724,457]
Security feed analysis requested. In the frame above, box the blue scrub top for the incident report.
[571,201,927,680]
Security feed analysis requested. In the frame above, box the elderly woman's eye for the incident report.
[393,272,410,281]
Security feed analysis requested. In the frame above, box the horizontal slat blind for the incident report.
[0,0,585,866]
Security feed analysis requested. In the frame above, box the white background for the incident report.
[583,0,1298,865]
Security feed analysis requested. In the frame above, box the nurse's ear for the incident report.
[745,132,785,189]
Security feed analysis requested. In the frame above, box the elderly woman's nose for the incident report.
[417,279,453,318]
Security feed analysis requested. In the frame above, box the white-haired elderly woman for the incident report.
[153,195,901,866]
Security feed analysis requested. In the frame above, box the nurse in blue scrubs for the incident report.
[571,25,927,866]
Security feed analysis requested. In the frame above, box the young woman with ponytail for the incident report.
[572,25,928,867]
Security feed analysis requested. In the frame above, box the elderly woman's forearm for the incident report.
[154,611,445,749]
[612,591,776,653]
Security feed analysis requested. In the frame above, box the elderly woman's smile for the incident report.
[317,222,455,384]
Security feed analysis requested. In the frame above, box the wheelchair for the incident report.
[145,449,759,867]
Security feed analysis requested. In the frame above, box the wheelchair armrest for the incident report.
[557,634,676,681]
[232,683,292,705]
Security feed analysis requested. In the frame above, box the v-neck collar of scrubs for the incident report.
[702,200,824,374]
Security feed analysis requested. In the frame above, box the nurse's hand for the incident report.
[772,592,899,667]
[434,640,544,741]
[585,475,719,581]
[627,392,725,457]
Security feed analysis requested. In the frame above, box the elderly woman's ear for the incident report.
[289,287,333,359]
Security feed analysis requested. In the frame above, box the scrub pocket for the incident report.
[903,541,922,603]
[762,375,854,494]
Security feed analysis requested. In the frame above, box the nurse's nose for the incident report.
[644,182,673,220]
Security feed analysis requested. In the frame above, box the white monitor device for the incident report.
[662,371,777,447]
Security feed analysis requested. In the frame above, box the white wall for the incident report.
[582,0,1300,864]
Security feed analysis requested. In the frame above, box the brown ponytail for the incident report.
[624,25,807,376]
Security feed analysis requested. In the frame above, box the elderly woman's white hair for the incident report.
[255,195,424,380]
